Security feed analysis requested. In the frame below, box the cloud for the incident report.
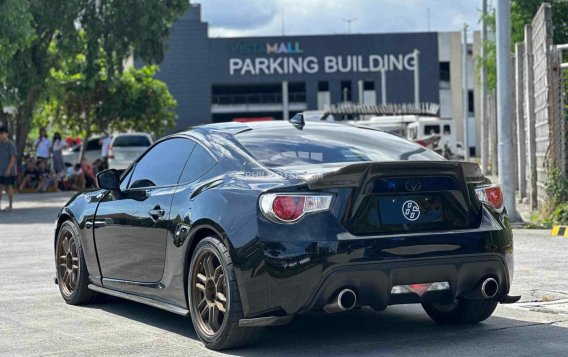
[200,0,279,31]
[198,0,482,37]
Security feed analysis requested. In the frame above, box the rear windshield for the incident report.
[235,123,442,167]
[113,135,151,147]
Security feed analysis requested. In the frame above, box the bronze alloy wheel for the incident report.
[191,248,228,336]
[57,228,79,297]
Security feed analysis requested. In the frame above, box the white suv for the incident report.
[108,133,153,170]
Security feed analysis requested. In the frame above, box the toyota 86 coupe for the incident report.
[54,115,519,350]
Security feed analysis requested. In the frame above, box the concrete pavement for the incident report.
[0,192,567,356]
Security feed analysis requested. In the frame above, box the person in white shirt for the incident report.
[34,127,51,162]
[51,132,67,174]
[99,130,112,169]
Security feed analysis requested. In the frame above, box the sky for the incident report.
[198,0,486,38]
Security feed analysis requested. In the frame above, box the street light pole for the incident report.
[495,0,520,221]
[462,23,469,161]
[480,0,489,174]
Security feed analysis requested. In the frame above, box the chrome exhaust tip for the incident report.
[481,278,499,299]
[324,289,357,313]
[338,289,357,311]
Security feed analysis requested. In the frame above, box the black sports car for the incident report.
[54,115,518,350]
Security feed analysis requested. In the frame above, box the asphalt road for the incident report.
[1,192,567,356]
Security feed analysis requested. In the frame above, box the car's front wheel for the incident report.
[55,221,98,305]
[422,298,498,325]
[188,236,262,350]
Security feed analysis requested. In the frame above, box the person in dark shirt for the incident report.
[19,158,40,192]
[36,160,54,192]
[0,126,17,210]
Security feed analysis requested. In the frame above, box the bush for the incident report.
[549,203,568,225]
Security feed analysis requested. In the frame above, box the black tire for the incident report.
[188,236,263,350]
[422,298,498,325]
[55,221,98,305]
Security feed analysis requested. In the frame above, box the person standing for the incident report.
[0,126,17,210]
[51,132,66,174]
[34,127,51,163]
[99,130,112,170]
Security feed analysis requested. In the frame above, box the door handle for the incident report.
[148,207,165,219]
[86,220,107,229]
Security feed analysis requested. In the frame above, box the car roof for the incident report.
[181,120,351,137]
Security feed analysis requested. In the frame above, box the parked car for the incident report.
[54,117,518,350]
[107,132,153,170]
[62,137,101,165]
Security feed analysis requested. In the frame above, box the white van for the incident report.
[108,133,153,170]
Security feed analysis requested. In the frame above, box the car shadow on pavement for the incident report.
[0,206,62,225]
[0,192,75,224]
[83,296,199,340]
[83,298,568,355]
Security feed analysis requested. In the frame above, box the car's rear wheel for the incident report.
[422,298,498,325]
[188,236,262,350]
[55,221,98,304]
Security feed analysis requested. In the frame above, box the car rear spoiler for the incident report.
[299,161,487,190]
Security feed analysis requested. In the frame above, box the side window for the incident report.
[424,125,441,135]
[128,138,195,189]
[179,143,216,184]
[120,168,133,191]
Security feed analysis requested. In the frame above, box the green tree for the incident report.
[0,0,81,156]
[102,66,177,136]
[49,60,176,142]
[478,0,568,90]
[0,0,187,158]
[58,0,187,158]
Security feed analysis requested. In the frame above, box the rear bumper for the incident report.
[301,254,510,311]
[236,208,513,319]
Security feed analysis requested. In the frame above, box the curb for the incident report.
[551,226,568,237]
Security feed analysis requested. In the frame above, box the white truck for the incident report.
[405,118,464,159]
[349,115,464,159]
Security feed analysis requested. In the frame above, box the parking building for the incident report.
[154,3,481,156]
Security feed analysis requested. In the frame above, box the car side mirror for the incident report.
[97,169,120,191]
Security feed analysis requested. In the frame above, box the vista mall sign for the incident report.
[227,41,419,76]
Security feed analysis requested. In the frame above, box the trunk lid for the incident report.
[280,161,485,235]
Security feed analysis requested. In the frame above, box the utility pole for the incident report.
[427,8,431,32]
[480,0,489,174]
[342,18,357,34]
[281,7,285,36]
[462,23,470,161]
[495,0,520,220]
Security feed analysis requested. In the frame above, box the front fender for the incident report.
[54,190,106,284]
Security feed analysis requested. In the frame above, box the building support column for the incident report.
[380,69,387,105]
[413,49,420,107]
[282,80,289,121]
[358,80,364,104]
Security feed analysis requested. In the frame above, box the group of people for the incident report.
[0,126,107,210]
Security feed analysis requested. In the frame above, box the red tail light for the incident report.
[259,194,333,223]
[273,196,305,221]
[475,184,504,212]
[108,145,114,159]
